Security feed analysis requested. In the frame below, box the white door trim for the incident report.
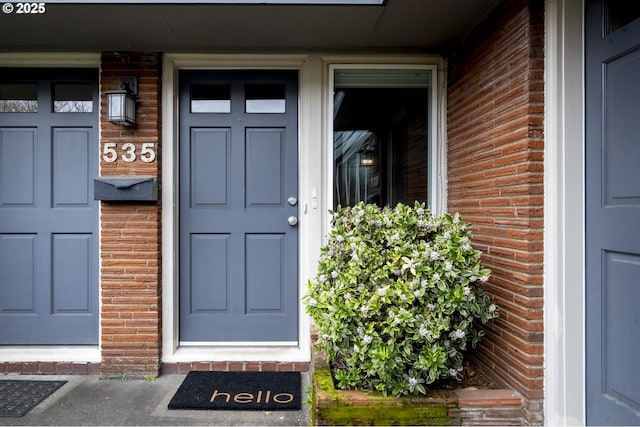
[544,0,586,424]
[161,53,316,363]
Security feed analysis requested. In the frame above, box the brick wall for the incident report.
[1,362,100,375]
[99,52,162,377]
[446,0,544,424]
[161,361,310,374]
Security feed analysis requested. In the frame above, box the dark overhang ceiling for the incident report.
[0,0,498,52]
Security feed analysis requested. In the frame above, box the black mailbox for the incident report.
[94,176,157,202]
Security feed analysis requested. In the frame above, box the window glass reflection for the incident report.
[606,0,640,34]
[191,84,231,113]
[53,83,93,113]
[0,83,37,113]
[333,70,430,209]
[245,84,286,113]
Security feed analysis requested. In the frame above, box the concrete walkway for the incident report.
[0,373,311,426]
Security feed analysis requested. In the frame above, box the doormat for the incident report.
[0,380,66,417]
[168,371,301,411]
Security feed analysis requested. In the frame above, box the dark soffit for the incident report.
[0,0,498,52]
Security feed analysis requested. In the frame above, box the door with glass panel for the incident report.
[0,68,99,344]
[179,70,299,342]
[333,68,432,209]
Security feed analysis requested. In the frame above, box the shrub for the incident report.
[304,202,498,397]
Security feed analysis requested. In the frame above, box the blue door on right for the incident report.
[585,1,640,424]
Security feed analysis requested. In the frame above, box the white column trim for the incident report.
[544,0,586,424]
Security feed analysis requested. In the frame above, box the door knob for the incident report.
[288,197,298,206]
[288,216,298,226]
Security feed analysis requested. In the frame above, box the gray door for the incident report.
[585,2,640,424]
[179,70,299,342]
[0,68,99,345]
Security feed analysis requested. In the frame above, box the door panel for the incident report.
[0,128,36,206]
[601,251,640,414]
[0,68,99,345]
[52,234,92,313]
[602,52,640,205]
[585,1,640,424]
[245,233,285,313]
[0,234,36,312]
[246,128,285,206]
[53,128,92,206]
[190,234,230,313]
[179,70,298,342]
[190,128,229,207]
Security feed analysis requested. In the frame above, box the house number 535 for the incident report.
[102,142,156,163]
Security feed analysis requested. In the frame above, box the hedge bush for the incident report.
[304,202,498,396]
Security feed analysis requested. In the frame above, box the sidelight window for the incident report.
[332,68,433,209]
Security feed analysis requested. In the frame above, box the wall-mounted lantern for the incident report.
[106,76,137,127]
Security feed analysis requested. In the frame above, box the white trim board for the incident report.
[0,53,100,67]
[0,347,100,363]
[543,0,586,424]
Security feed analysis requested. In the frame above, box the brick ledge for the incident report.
[312,350,524,426]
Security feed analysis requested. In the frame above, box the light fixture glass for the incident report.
[106,87,136,126]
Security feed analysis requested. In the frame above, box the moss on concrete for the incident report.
[312,366,455,426]
[318,403,449,426]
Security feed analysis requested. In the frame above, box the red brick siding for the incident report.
[1,362,101,375]
[446,0,544,425]
[452,389,524,426]
[161,361,310,375]
[99,52,162,377]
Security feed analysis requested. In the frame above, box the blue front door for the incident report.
[179,70,299,342]
[585,1,640,424]
[0,68,99,344]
